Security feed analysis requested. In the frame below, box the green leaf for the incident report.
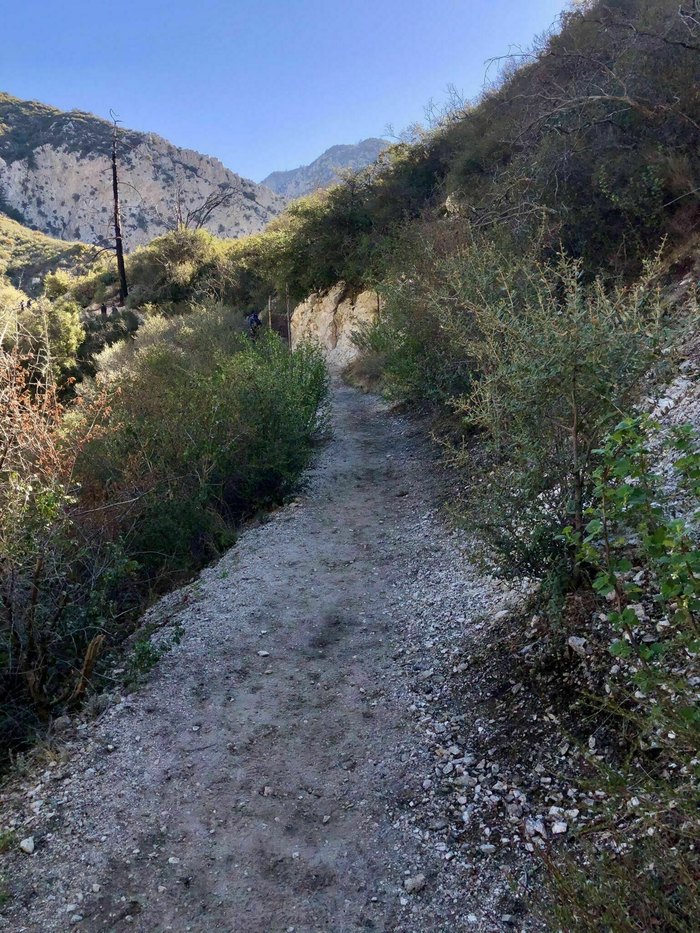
[677,705,700,725]
[609,639,632,658]
[593,579,615,597]
[613,558,633,573]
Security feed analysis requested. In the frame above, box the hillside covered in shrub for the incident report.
[53,1,698,333]
[0,213,94,291]
[72,0,693,309]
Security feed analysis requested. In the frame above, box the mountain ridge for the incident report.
[0,92,284,249]
[262,137,387,199]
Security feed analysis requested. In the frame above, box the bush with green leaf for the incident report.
[125,228,228,309]
[0,342,129,756]
[76,309,328,583]
[548,415,699,932]
[1,286,85,378]
[454,252,674,578]
[363,224,534,404]
[43,269,74,300]
[1,298,328,763]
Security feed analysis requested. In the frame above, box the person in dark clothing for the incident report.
[100,303,108,317]
[247,311,262,338]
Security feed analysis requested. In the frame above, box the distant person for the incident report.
[247,311,262,339]
[100,303,107,317]
[110,305,118,315]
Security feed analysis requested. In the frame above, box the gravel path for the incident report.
[0,384,533,933]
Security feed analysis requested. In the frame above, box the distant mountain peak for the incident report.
[262,138,387,200]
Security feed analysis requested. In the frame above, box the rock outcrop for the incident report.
[291,282,380,369]
[0,93,284,249]
[262,139,387,200]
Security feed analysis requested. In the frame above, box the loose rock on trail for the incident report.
[0,384,538,932]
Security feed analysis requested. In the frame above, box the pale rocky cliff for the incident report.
[262,139,387,200]
[0,93,284,250]
[291,282,380,369]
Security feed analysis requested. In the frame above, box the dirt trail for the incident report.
[1,385,525,933]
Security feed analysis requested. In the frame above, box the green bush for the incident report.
[70,264,118,308]
[362,224,527,403]
[0,346,130,755]
[548,416,700,932]
[43,269,74,300]
[125,228,227,308]
[1,300,328,763]
[1,286,85,378]
[363,230,677,578]
[453,252,674,577]
[76,312,328,584]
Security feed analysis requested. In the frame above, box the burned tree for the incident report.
[110,111,129,305]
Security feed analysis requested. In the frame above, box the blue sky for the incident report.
[1,0,568,182]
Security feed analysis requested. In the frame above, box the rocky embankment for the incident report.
[291,282,380,369]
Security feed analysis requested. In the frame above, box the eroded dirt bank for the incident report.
[0,385,535,933]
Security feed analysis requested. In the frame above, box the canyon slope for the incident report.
[0,93,284,250]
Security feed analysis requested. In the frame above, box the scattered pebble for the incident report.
[19,837,35,855]
[403,873,426,894]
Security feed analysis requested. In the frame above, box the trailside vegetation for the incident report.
[0,301,328,761]
[0,1,697,926]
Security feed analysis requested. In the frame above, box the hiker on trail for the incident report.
[100,303,107,316]
[247,310,262,338]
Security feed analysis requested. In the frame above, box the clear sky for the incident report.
[1,0,568,183]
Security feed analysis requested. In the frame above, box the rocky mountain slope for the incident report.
[0,93,284,250]
[262,138,387,199]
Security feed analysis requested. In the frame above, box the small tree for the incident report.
[171,177,236,231]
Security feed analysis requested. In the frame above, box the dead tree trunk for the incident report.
[111,120,128,306]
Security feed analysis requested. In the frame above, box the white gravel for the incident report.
[0,383,540,933]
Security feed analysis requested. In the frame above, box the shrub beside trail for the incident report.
[0,306,328,762]
[356,220,698,928]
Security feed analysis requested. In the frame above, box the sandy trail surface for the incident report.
[1,385,522,933]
